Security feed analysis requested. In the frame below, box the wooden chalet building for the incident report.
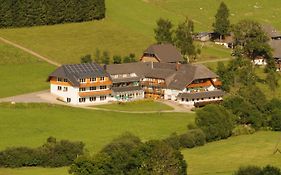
[48,63,112,105]
[140,43,184,63]
[48,44,224,107]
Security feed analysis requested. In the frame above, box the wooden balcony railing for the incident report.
[141,81,166,87]
[187,80,213,88]
[144,89,165,95]
[79,90,112,97]
[79,80,112,88]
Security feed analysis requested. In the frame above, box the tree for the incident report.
[113,55,122,64]
[262,165,281,175]
[80,54,92,63]
[175,18,196,62]
[271,110,281,131]
[101,51,110,65]
[266,70,279,93]
[213,2,230,40]
[123,53,137,63]
[234,166,262,175]
[154,18,174,44]
[232,20,272,63]
[134,140,187,175]
[195,104,235,141]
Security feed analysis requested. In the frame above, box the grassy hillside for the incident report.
[183,131,281,175]
[0,41,55,98]
[0,103,194,152]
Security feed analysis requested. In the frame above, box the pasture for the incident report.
[0,41,55,98]
[96,100,173,111]
[183,131,281,175]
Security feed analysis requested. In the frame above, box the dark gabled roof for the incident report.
[167,64,218,90]
[177,90,225,100]
[48,63,109,87]
[269,40,281,58]
[112,86,143,93]
[106,62,152,77]
[106,62,218,91]
[262,24,281,38]
[143,44,183,63]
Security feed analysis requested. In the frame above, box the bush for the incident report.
[0,137,84,168]
[271,110,281,131]
[70,134,187,175]
[178,129,206,148]
[163,133,181,150]
[234,165,281,175]
[232,125,255,136]
[196,104,235,142]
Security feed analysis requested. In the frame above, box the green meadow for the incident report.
[0,41,55,98]
[96,100,173,111]
[184,131,281,175]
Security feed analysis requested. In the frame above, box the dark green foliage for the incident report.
[271,110,281,131]
[213,2,230,39]
[154,18,173,44]
[101,51,110,65]
[0,137,84,168]
[235,165,281,175]
[163,132,181,150]
[70,133,187,175]
[263,165,281,175]
[179,129,206,148]
[216,57,257,92]
[195,104,235,142]
[0,0,105,28]
[235,166,262,175]
[80,54,92,63]
[232,20,273,69]
[123,53,137,63]
[266,70,279,92]
[175,18,196,61]
[113,55,122,64]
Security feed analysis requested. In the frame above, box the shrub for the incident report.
[232,125,255,136]
[271,110,281,131]
[263,165,281,175]
[163,133,181,150]
[234,166,262,175]
[196,104,235,142]
[178,129,206,148]
[0,137,84,168]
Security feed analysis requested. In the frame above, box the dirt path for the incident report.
[0,36,61,67]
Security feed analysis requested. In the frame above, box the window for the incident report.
[90,86,96,91]
[64,79,68,82]
[79,88,86,92]
[67,98,71,103]
[100,77,105,81]
[57,78,62,82]
[90,97,96,102]
[182,98,184,102]
[100,96,107,101]
[100,86,107,90]
[79,98,86,103]
[63,87,68,92]
[90,78,96,82]
[79,79,86,83]
[57,86,62,91]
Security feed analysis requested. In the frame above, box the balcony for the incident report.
[79,90,112,97]
[79,80,112,88]
[144,88,165,95]
[141,81,166,87]
[187,80,213,88]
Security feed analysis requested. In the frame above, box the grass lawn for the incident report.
[96,100,173,111]
[0,41,55,98]
[0,0,256,64]
[0,103,194,152]
[0,168,68,175]
[183,131,281,175]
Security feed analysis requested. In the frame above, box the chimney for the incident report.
[103,64,107,70]
[176,62,181,71]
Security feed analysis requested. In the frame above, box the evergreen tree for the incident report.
[101,51,110,65]
[80,54,92,63]
[154,18,173,44]
[213,2,230,40]
[175,18,196,62]
[113,55,122,64]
